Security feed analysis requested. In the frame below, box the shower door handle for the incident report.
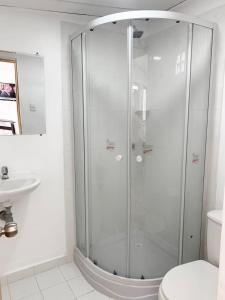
[115,154,123,161]
[136,155,143,163]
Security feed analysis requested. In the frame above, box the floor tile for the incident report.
[68,277,94,298]
[9,276,39,300]
[79,290,109,299]
[20,293,43,300]
[59,263,82,280]
[42,282,75,300]
[35,268,65,290]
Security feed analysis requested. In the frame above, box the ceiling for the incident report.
[0,0,187,16]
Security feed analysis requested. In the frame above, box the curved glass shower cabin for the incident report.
[72,11,213,282]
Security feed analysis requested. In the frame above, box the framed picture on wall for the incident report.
[0,82,16,100]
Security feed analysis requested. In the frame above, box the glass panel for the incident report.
[130,19,190,279]
[72,36,87,256]
[182,25,212,263]
[85,22,128,276]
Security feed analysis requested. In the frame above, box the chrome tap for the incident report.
[1,166,9,180]
[0,207,18,238]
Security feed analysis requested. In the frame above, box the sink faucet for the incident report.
[1,166,9,180]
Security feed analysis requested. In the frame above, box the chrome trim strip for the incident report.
[200,28,214,258]
[81,33,90,258]
[126,24,133,277]
[178,23,193,264]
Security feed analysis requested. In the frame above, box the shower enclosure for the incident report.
[71,11,213,299]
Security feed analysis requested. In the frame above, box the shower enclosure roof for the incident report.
[88,10,214,30]
[71,10,214,40]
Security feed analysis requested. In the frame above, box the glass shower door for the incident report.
[129,20,190,279]
[85,22,129,276]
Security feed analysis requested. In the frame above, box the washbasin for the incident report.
[0,176,40,203]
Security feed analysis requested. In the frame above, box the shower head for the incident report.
[133,25,144,39]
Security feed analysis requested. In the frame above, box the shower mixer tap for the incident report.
[106,139,115,151]
[132,143,153,154]
[143,143,153,154]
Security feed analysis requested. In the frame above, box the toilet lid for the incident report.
[161,260,218,300]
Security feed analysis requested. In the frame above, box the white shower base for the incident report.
[74,247,161,300]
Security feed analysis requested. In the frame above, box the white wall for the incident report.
[0,7,91,276]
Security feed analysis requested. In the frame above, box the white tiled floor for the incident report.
[2,263,112,300]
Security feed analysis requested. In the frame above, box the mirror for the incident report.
[0,51,46,135]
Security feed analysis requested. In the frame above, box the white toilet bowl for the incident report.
[159,210,222,300]
[158,260,218,300]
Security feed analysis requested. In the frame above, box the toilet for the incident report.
[159,210,222,300]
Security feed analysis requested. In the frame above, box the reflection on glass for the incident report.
[0,60,21,135]
[0,52,46,136]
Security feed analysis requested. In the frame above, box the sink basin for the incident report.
[0,176,40,204]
